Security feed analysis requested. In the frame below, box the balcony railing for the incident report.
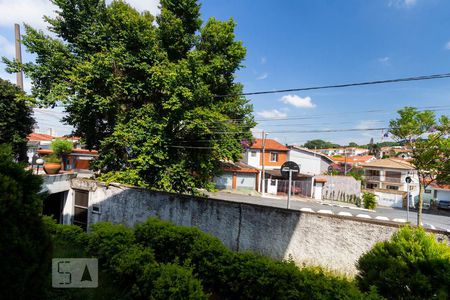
[363,176,402,183]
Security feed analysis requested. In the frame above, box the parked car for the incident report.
[437,200,450,210]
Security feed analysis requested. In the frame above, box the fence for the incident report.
[264,179,312,198]
[318,175,361,204]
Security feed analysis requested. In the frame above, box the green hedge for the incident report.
[357,226,450,300]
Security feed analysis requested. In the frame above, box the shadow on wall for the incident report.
[69,179,448,275]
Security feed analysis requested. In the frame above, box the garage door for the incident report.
[375,192,403,208]
[236,173,256,191]
[214,173,233,190]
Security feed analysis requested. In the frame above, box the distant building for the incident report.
[361,158,419,208]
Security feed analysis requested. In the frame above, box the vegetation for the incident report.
[4,0,255,194]
[357,226,450,300]
[0,78,35,162]
[43,153,62,163]
[0,145,51,300]
[389,107,450,226]
[362,192,377,209]
[50,138,73,157]
[303,139,340,149]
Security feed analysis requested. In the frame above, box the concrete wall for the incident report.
[70,179,449,275]
[288,150,321,175]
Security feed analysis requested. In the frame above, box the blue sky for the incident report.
[1,0,450,145]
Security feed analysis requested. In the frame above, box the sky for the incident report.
[1,0,450,145]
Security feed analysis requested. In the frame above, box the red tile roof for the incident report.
[27,133,54,141]
[331,155,375,163]
[250,138,288,151]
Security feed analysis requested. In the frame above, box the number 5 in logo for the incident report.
[57,260,72,285]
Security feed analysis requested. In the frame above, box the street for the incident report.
[206,191,450,231]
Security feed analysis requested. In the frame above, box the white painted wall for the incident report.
[244,149,261,168]
[288,150,321,175]
[374,191,404,208]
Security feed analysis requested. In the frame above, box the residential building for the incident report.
[331,155,376,169]
[27,132,54,163]
[361,158,419,208]
[213,161,259,192]
[243,138,289,170]
[287,146,334,175]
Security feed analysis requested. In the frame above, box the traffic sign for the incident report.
[281,161,300,179]
[405,176,412,184]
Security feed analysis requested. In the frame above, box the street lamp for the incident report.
[36,158,44,175]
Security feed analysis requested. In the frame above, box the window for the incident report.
[270,179,276,186]
[270,152,278,162]
[386,185,399,190]
[73,190,89,231]
[250,150,257,157]
[424,189,432,194]
[366,183,378,189]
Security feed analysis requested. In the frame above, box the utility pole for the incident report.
[261,131,268,196]
[14,23,24,91]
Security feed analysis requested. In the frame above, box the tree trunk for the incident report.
[417,183,424,226]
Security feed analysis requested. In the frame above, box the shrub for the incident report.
[86,222,135,267]
[356,226,450,299]
[150,263,208,300]
[51,138,73,156]
[362,192,377,209]
[0,145,52,300]
[43,154,62,163]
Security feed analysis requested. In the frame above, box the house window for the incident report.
[250,151,257,157]
[270,152,278,162]
[366,183,378,189]
[271,179,276,186]
[73,189,89,231]
[386,185,399,190]
[424,189,432,194]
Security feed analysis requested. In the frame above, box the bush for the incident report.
[362,192,377,209]
[0,145,52,300]
[43,154,62,163]
[356,226,450,299]
[86,222,135,267]
[51,138,73,156]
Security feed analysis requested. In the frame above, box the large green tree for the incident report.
[0,78,35,162]
[303,139,340,149]
[4,0,255,193]
[389,107,450,226]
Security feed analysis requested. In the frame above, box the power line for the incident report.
[216,72,450,97]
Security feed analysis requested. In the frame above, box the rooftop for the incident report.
[27,133,54,141]
[360,158,414,170]
[250,139,289,151]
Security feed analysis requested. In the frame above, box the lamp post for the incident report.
[261,131,268,196]
[36,158,44,175]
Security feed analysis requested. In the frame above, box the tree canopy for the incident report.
[0,78,34,162]
[303,139,340,149]
[389,107,450,226]
[4,0,255,193]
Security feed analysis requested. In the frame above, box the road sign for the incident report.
[281,161,300,179]
[405,176,412,184]
[327,166,334,173]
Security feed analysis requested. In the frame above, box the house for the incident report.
[361,158,419,208]
[27,132,54,163]
[287,146,334,175]
[331,155,376,169]
[418,182,450,209]
[243,138,289,170]
[316,148,344,156]
[316,147,369,157]
[213,161,259,192]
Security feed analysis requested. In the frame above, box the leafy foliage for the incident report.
[0,78,35,162]
[357,226,450,300]
[4,0,255,193]
[50,138,73,156]
[362,192,377,209]
[389,107,450,225]
[43,153,62,163]
[303,139,340,149]
[0,145,51,300]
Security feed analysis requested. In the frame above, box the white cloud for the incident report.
[0,34,14,56]
[0,0,160,30]
[256,72,268,80]
[445,41,450,50]
[280,94,316,108]
[388,0,417,8]
[378,56,390,65]
[256,109,288,119]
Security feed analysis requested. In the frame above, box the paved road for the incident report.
[206,191,450,231]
